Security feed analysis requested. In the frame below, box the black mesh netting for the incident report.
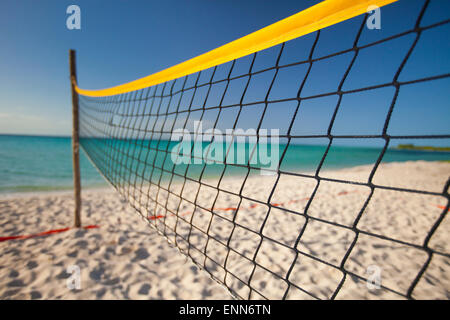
[78,0,449,300]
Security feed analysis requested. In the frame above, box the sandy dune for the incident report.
[0,161,449,299]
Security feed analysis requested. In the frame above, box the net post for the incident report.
[69,49,81,228]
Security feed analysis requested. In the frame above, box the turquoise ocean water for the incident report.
[0,135,449,194]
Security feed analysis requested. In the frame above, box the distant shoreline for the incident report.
[395,144,450,152]
[2,134,449,197]
[1,160,448,199]
[2,134,450,151]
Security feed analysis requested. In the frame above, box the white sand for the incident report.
[0,161,449,300]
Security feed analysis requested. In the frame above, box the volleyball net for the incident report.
[75,0,450,299]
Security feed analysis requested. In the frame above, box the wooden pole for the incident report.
[70,49,81,228]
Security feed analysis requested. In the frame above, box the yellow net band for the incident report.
[75,0,397,97]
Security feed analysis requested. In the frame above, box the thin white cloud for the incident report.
[0,112,71,136]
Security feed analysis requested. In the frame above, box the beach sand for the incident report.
[0,161,449,300]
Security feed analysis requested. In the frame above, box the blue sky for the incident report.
[0,0,449,147]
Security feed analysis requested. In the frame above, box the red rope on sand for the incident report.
[0,225,99,242]
[146,190,361,221]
